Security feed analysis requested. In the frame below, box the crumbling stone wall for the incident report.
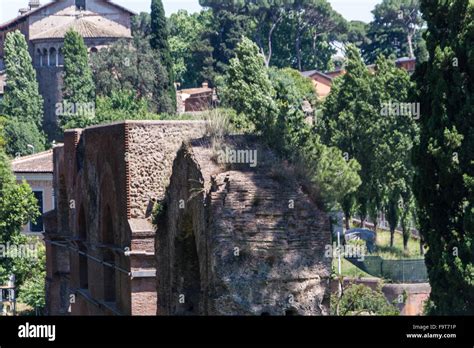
[44,121,206,316]
[157,137,332,315]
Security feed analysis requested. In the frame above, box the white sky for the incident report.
[0,0,381,24]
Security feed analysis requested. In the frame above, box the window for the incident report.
[30,191,44,232]
[75,0,86,10]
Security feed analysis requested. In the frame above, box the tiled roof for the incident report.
[12,150,53,173]
[30,17,130,40]
[179,86,213,96]
[0,0,135,30]
[301,69,333,81]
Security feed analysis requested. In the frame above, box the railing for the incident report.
[345,256,428,283]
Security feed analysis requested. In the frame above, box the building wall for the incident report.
[0,0,133,139]
[44,121,207,316]
[15,175,54,234]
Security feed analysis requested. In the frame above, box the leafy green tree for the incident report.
[91,38,164,107]
[200,1,256,75]
[132,12,151,39]
[224,38,361,209]
[1,31,45,156]
[363,0,425,63]
[61,30,95,129]
[322,45,377,226]
[1,31,43,128]
[322,47,416,233]
[413,0,474,314]
[372,55,417,241]
[223,37,278,134]
[151,0,176,113]
[3,118,46,157]
[95,90,152,123]
[290,0,347,71]
[0,120,40,287]
[331,284,399,315]
[169,10,215,87]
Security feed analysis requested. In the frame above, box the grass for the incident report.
[333,257,371,278]
[374,229,423,259]
[334,226,425,278]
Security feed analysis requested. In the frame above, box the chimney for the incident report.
[202,81,209,89]
[29,0,41,10]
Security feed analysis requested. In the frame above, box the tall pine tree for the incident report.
[150,0,176,114]
[413,0,474,314]
[1,30,45,156]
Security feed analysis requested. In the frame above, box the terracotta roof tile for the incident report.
[12,150,53,173]
[30,17,130,40]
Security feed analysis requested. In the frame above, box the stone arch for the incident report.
[78,205,88,289]
[173,212,202,315]
[49,47,57,67]
[42,48,48,66]
[58,47,64,66]
[101,204,116,303]
[36,48,43,67]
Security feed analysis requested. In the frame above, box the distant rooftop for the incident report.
[12,150,53,174]
[0,0,135,31]
[30,16,131,40]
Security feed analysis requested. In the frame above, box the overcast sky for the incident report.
[0,0,381,24]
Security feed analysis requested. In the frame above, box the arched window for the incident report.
[90,47,98,54]
[78,206,88,289]
[36,49,42,67]
[58,47,64,66]
[49,47,57,67]
[42,48,48,66]
[102,205,116,303]
[75,0,86,10]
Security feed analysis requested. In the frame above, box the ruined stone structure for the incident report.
[0,0,134,137]
[157,137,332,315]
[44,121,332,316]
[44,121,207,315]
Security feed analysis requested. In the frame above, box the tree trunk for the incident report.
[295,28,303,71]
[266,20,280,68]
[344,211,351,230]
[390,227,395,247]
[403,229,409,252]
[419,235,424,256]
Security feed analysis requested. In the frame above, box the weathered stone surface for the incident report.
[157,136,332,316]
[44,121,206,316]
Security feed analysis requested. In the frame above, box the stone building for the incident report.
[12,150,54,234]
[44,121,207,315]
[0,0,134,137]
[176,82,217,114]
[44,121,332,316]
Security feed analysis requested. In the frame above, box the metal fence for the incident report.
[345,256,428,283]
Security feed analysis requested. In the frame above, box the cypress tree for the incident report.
[1,30,45,155]
[150,0,177,113]
[413,0,474,314]
[61,29,95,129]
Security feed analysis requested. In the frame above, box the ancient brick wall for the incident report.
[157,137,332,315]
[44,121,207,316]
